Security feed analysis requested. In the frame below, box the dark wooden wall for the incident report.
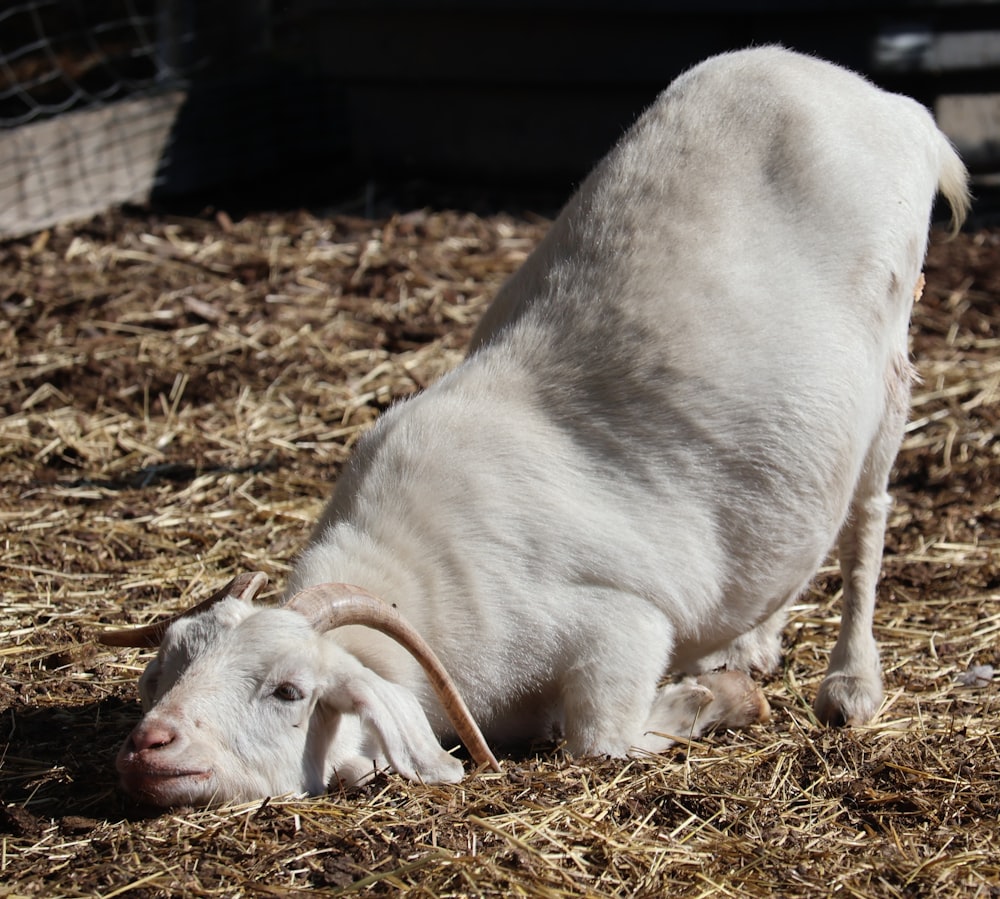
[151,1,1000,205]
[2,0,998,235]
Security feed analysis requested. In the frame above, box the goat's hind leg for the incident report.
[814,358,911,726]
[693,603,789,675]
[813,485,889,726]
[814,496,888,725]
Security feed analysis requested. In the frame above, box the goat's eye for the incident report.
[273,683,304,702]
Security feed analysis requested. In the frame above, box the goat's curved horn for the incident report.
[96,571,269,648]
[285,583,501,774]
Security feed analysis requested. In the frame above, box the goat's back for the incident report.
[472,46,967,351]
[463,45,966,556]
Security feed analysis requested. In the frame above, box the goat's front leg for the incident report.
[558,598,674,757]
[631,670,770,754]
[559,600,769,757]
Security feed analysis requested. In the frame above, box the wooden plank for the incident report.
[0,91,185,239]
[936,93,1000,171]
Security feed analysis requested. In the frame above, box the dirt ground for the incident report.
[0,204,998,897]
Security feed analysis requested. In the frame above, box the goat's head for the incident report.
[98,573,498,807]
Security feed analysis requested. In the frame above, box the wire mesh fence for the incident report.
[0,0,189,236]
[0,0,285,237]
[0,0,173,128]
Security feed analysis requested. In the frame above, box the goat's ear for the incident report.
[323,666,465,784]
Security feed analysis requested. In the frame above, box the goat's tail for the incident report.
[938,133,971,237]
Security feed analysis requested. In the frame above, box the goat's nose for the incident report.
[128,721,177,753]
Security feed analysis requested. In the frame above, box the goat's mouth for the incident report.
[129,766,211,781]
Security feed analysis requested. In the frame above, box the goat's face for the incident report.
[119,599,337,806]
[115,592,473,807]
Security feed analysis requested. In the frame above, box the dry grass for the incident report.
[1,206,998,897]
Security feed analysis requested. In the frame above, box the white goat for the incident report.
[101,46,969,807]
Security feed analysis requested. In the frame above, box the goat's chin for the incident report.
[119,765,216,807]
[121,769,308,808]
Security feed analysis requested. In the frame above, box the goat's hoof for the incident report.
[814,672,882,727]
[696,670,770,728]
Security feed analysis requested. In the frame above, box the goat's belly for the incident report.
[628,470,850,669]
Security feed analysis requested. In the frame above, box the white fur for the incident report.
[120,47,968,806]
